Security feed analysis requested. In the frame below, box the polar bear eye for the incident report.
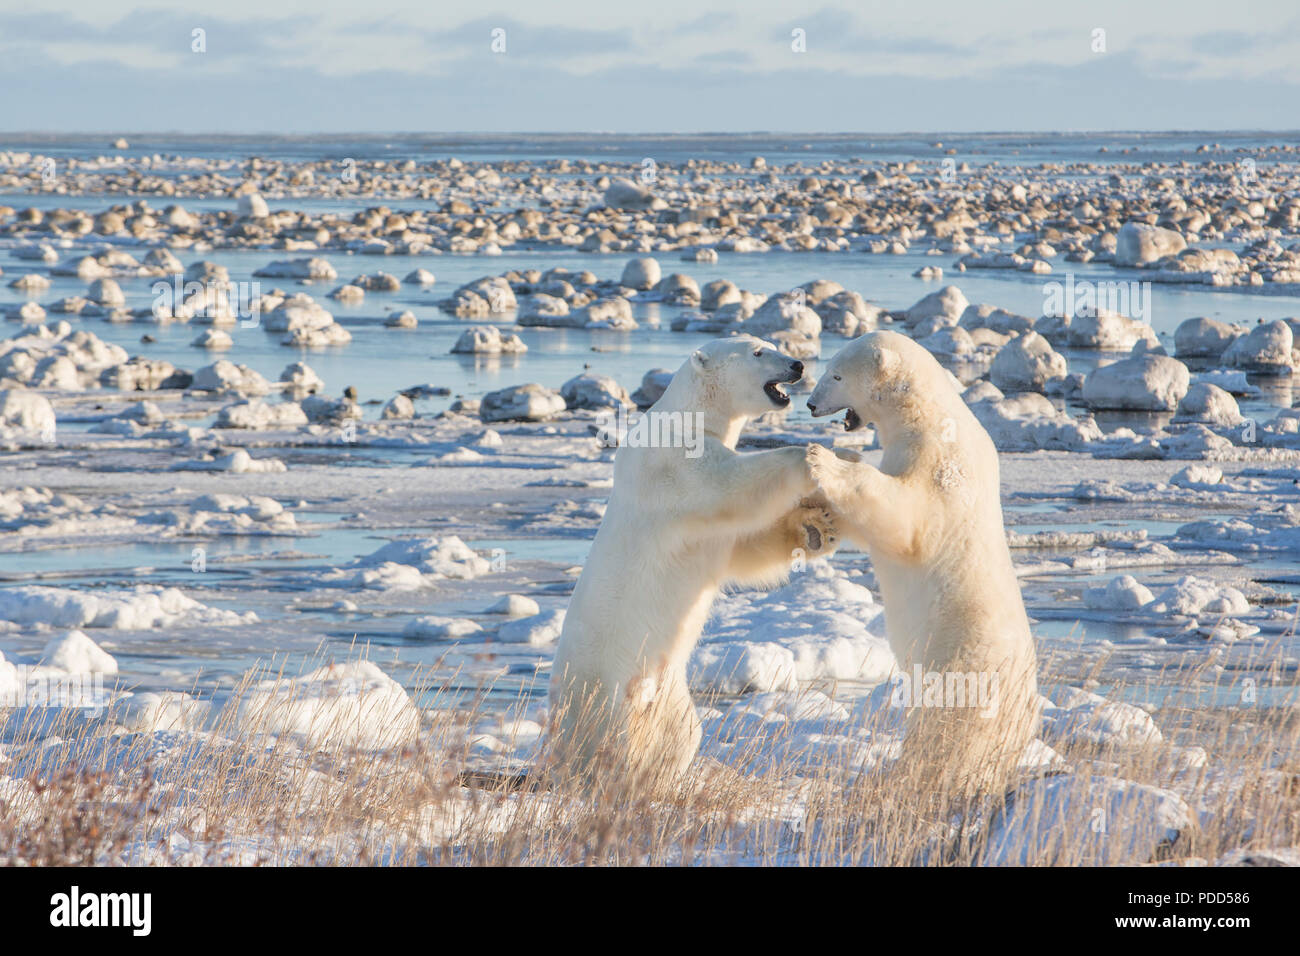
[753,349,763,357]
[833,374,842,381]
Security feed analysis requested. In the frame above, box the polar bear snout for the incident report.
[762,359,804,408]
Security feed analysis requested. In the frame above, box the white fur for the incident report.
[807,330,1038,790]
[549,335,834,788]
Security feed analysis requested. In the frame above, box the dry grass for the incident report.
[1,645,1298,867]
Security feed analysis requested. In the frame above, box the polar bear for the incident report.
[805,330,1038,794]
[548,335,835,792]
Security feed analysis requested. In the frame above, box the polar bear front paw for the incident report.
[806,443,853,495]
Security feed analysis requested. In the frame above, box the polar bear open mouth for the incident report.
[843,408,864,431]
[763,376,797,407]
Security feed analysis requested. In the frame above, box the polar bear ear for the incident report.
[875,347,902,379]
[690,349,709,371]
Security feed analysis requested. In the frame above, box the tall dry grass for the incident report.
[0,643,1297,866]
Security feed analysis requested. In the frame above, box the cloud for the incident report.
[774,7,972,57]
[1,48,1297,133]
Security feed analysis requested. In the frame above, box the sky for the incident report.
[0,0,1296,132]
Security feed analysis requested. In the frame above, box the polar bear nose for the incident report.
[807,399,817,413]
[790,361,804,378]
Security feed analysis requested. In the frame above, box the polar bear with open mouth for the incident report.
[806,330,1039,794]
[549,334,836,790]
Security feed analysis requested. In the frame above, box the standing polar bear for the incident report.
[806,330,1039,794]
[549,335,835,791]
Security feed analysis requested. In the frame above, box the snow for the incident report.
[497,609,566,645]
[1039,688,1164,748]
[979,774,1191,865]
[236,661,421,751]
[0,585,256,629]
[40,630,118,674]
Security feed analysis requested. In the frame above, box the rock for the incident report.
[1084,574,1154,610]
[603,179,657,210]
[264,295,335,333]
[487,594,540,617]
[101,357,178,391]
[1222,320,1296,375]
[87,278,125,307]
[959,304,1036,335]
[1081,354,1190,411]
[402,616,482,640]
[516,294,574,326]
[1170,464,1223,489]
[918,326,976,358]
[746,293,822,337]
[816,291,885,337]
[580,297,637,329]
[769,329,820,360]
[682,247,718,264]
[191,329,233,350]
[215,399,309,429]
[451,326,528,354]
[279,362,324,398]
[328,283,365,303]
[990,332,1068,392]
[381,394,416,420]
[561,373,630,410]
[1174,317,1245,358]
[252,257,336,280]
[1067,311,1158,350]
[498,609,566,645]
[30,355,79,390]
[384,310,418,329]
[1174,383,1243,426]
[280,322,351,347]
[190,360,273,396]
[8,273,50,292]
[620,257,662,291]
[0,389,55,433]
[701,279,742,311]
[1114,221,1187,267]
[237,193,270,219]
[654,273,700,306]
[354,272,401,292]
[1151,576,1249,617]
[480,383,566,422]
[630,368,674,408]
[300,395,361,424]
[404,269,436,285]
[11,302,45,323]
[903,285,968,330]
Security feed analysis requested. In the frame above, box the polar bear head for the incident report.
[807,330,948,432]
[679,334,805,417]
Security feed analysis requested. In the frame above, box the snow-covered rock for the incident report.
[497,609,565,645]
[236,660,420,750]
[990,332,1067,392]
[1114,222,1187,267]
[1081,354,1190,411]
[480,383,566,422]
